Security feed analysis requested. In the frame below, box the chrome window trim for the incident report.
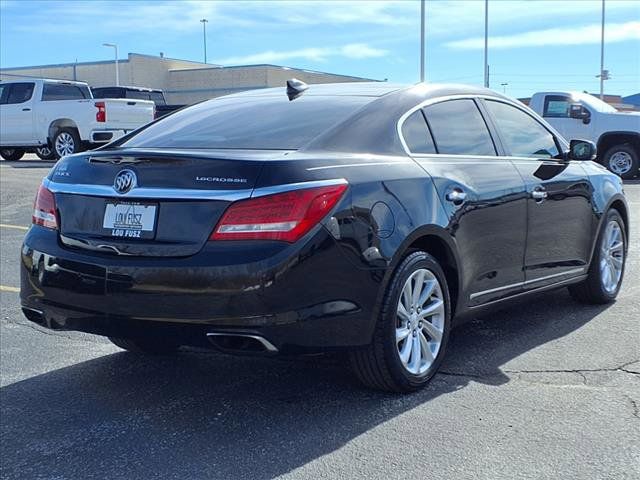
[396,94,552,157]
[43,177,347,201]
[469,267,586,300]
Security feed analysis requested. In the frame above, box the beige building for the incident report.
[0,52,378,105]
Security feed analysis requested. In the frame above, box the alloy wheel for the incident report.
[55,132,75,157]
[395,268,445,375]
[608,151,632,175]
[36,146,53,157]
[600,220,624,294]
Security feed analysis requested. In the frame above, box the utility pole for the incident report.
[102,43,119,86]
[420,0,425,82]
[200,18,208,64]
[484,0,489,88]
[599,0,605,99]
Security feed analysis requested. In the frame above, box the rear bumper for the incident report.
[20,226,385,352]
[90,129,130,143]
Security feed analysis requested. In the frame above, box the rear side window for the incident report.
[0,84,7,104]
[117,95,372,150]
[42,83,91,101]
[486,101,559,158]
[424,99,496,156]
[149,91,166,105]
[6,83,35,104]
[401,110,436,154]
[125,90,152,101]
[543,95,570,118]
[92,88,121,98]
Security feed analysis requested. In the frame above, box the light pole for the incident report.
[103,43,119,86]
[501,82,508,94]
[599,0,605,99]
[484,0,489,88]
[420,0,425,82]
[200,18,208,64]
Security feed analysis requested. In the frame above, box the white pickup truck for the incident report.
[0,79,154,160]
[528,91,640,179]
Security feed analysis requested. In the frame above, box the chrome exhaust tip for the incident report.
[206,332,278,355]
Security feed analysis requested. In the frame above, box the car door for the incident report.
[0,82,36,144]
[483,99,594,289]
[402,98,528,306]
[541,94,593,142]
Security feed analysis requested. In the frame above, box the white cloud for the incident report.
[213,43,388,65]
[446,21,640,49]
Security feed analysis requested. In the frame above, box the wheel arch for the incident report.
[588,194,630,266]
[48,119,79,143]
[597,131,640,157]
[386,226,462,318]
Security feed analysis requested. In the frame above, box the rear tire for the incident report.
[602,144,638,180]
[569,209,626,304]
[109,336,181,355]
[0,148,25,161]
[350,251,451,393]
[53,128,82,158]
[35,146,56,160]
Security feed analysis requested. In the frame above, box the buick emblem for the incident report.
[113,169,137,194]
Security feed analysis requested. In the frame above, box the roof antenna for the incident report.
[286,78,309,101]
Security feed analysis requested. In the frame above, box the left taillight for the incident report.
[95,101,106,122]
[210,183,348,243]
[32,185,58,230]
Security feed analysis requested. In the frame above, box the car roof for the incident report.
[221,81,501,101]
[223,82,408,98]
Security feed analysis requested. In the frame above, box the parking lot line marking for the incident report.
[0,285,20,293]
[0,224,28,231]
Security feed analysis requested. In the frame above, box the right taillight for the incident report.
[32,185,58,230]
[211,183,348,243]
[95,101,106,122]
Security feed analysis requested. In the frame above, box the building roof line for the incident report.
[169,63,380,81]
[0,52,217,72]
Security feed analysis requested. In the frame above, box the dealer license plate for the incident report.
[103,202,157,239]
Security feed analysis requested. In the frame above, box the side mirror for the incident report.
[568,139,597,161]
[569,104,591,124]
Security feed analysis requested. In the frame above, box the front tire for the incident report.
[602,144,638,180]
[0,148,25,161]
[53,128,82,158]
[109,336,181,355]
[569,209,627,304]
[350,251,451,393]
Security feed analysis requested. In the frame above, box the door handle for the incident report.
[532,187,548,202]
[22,108,31,111]
[445,187,467,205]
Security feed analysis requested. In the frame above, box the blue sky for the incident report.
[1,0,638,98]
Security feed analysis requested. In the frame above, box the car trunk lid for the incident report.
[50,149,289,257]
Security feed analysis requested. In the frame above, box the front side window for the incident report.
[486,100,559,159]
[42,83,90,101]
[6,83,35,104]
[0,84,7,104]
[543,95,571,118]
[401,110,436,154]
[423,99,496,156]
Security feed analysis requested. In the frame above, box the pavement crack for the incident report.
[437,361,640,384]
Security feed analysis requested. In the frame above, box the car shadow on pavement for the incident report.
[0,289,610,480]
[0,160,56,168]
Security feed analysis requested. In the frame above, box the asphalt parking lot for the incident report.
[1,156,639,480]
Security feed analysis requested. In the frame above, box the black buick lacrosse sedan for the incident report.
[21,82,628,392]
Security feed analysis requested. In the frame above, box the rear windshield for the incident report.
[116,94,372,150]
